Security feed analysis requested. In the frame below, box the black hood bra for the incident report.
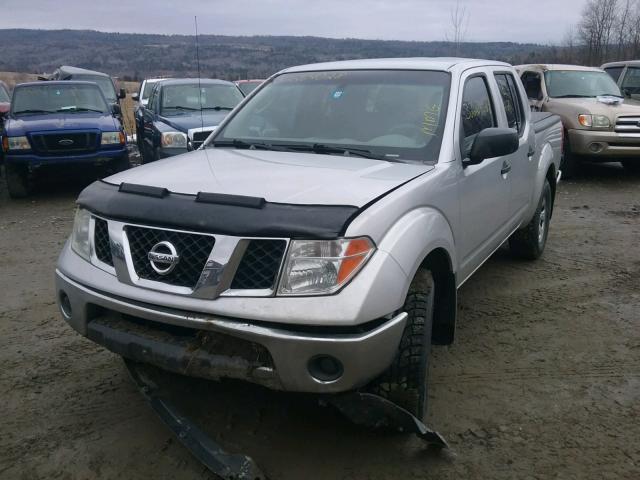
[77,180,360,239]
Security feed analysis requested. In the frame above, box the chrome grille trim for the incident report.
[87,214,289,299]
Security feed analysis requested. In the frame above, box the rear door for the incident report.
[493,71,532,223]
[456,69,512,282]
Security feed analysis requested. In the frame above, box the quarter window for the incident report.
[460,76,495,158]
[495,73,525,135]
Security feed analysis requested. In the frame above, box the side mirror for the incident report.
[466,128,519,166]
[118,88,127,100]
[623,88,632,98]
[131,93,139,102]
[111,103,122,116]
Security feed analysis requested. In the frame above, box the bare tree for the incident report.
[447,0,469,56]
[579,0,619,65]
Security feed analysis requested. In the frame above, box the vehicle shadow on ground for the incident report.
[135,363,455,480]
[566,160,640,183]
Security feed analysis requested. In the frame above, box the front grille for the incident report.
[192,130,213,143]
[190,130,214,150]
[31,132,98,154]
[126,226,215,288]
[94,218,113,266]
[615,116,640,134]
[231,240,287,290]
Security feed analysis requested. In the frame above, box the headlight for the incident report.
[277,237,375,295]
[6,136,31,150]
[578,114,610,128]
[101,131,125,145]
[71,208,91,262]
[161,132,187,148]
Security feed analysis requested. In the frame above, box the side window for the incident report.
[604,67,624,82]
[621,67,640,96]
[495,73,525,136]
[521,71,543,101]
[460,76,495,158]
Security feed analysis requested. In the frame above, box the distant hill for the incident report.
[0,29,560,81]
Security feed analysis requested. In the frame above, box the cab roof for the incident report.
[154,78,237,88]
[57,65,111,78]
[602,60,640,68]
[279,57,511,74]
[517,64,604,72]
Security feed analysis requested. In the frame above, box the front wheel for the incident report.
[5,163,31,199]
[561,134,579,179]
[368,269,434,420]
[509,178,552,260]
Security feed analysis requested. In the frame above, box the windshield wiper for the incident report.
[164,105,198,111]
[13,109,55,115]
[552,95,594,98]
[57,107,105,113]
[202,106,234,111]
[211,139,296,152]
[290,143,389,161]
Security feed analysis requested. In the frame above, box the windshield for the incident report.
[237,81,262,96]
[11,83,108,115]
[544,70,621,98]
[160,84,244,115]
[214,70,451,163]
[72,75,117,103]
[0,85,9,103]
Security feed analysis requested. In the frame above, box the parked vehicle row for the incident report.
[55,58,563,422]
[136,78,245,163]
[1,81,129,197]
[516,63,640,176]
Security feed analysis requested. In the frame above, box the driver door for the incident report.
[456,71,513,283]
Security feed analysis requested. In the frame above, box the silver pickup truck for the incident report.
[56,58,562,422]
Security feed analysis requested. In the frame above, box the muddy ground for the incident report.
[1,162,639,480]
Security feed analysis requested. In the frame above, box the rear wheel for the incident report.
[621,160,640,174]
[509,178,552,260]
[368,269,434,420]
[561,133,580,179]
[5,163,30,198]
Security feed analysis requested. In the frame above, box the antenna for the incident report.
[194,16,204,134]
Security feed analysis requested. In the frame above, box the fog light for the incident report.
[59,291,72,318]
[308,355,344,382]
[589,143,605,153]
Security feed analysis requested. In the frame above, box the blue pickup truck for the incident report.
[1,81,129,198]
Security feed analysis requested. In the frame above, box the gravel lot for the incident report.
[1,162,639,480]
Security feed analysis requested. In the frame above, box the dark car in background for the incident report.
[234,79,265,96]
[132,77,168,148]
[0,81,10,164]
[140,78,244,162]
[42,66,127,122]
[1,81,129,198]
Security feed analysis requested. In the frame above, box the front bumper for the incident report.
[568,129,640,158]
[55,269,407,393]
[5,148,127,168]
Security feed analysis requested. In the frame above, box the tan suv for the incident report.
[516,64,640,176]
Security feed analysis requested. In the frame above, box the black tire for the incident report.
[509,178,552,260]
[110,153,131,173]
[621,160,640,174]
[561,134,579,179]
[153,147,161,162]
[5,163,30,199]
[368,269,435,420]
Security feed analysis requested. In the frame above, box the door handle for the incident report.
[501,160,512,175]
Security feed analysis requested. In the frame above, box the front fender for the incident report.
[377,207,457,291]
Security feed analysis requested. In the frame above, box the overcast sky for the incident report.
[0,0,586,44]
